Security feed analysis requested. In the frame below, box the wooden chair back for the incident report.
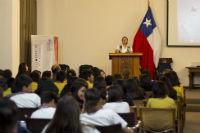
[26,118,50,133]
[96,124,123,133]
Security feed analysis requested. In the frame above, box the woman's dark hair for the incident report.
[56,70,66,82]
[42,71,52,80]
[152,81,167,98]
[13,74,32,93]
[3,69,12,79]
[16,63,29,78]
[30,70,41,82]
[81,70,93,81]
[164,71,180,87]
[159,76,177,100]
[67,69,77,79]
[94,76,107,99]
[107,85,124,102]
[46,96,82,133]
[0,99,19,133]
[139,70,152,91]
[84,88,101,114]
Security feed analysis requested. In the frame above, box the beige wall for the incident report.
[37,0,200,86]
[0,0,20,76]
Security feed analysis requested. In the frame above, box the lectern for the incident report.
[109,53,142,78]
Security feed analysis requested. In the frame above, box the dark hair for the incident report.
[84,89,101,114]
[46,96,82,133]
[3,69,12,79]
[16,63,29,78]
[94,76,107,99]
[0,76,7,90]
[13,74,32,93]
[41,92,58,104]
[51,64,61,81]
[59,64,70,72]
[67,69,77,78]
[139,70,152,91]
[92,67,100,78]
[81,70,93,81]
[159,76,177,100]
[30,70,41,82]
[0,99,19,133]
[152,81,167,98]
[56,70,66,82]
[42,71,52,80]
[105,75,114,86]
[122,36,128,41]
[107,85,124,102]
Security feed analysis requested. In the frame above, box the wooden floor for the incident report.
[184,89,200,133]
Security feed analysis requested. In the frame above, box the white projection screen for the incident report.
[168,0,200,46]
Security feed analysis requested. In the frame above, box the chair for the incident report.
[96,124,123,133]
[25,118,50,133]
[119,112,136,127]
[19,108,38,120]
[139,107,176,133]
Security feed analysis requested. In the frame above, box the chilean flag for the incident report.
[133,7,161,79]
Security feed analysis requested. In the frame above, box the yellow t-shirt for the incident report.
[146,96,176,109]
[31,82,38,92]
[87,81,93,89]
[54,82,67,95]
[3,88,12,97]
[173,85,184,98]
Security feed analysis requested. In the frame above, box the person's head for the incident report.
[99,70,106,79]
[59,64,70,73]
[51,64,61,80]
[152,81,167,98]
[17,63,29,76]
[122,36,128,45]
[3,69,12,80]
[14,74,32,93]
[56,70,66,82]
[159,76,173,94]
[139,70,152,91]
[30,70,41,82]
[123,78,139,93]
[0,76,7,91]
[41,91,58,107]
[84,89,101,114]
[46,96,82,133]
[0,99,19,133]
[105,75,115,86]
[42,71,52,80]
[94,76,107,100]
[107,85,124,102]
[71,79,88,103]
[67,69,77,79]
[82,70,94,83]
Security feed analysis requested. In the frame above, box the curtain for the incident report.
[20,0,37,68]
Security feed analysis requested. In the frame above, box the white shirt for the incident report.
[31,107,56,119]
[80,109,127,133]
[10,93,41,108]
[116,44,132,53]
[103,102,130,113]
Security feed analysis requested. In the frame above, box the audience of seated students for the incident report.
[139,69,152,91]
[81,70,94,89]
[51,64,61,81]
[60,76,78,97]
[71,78,88,109]
[10,74,41,108]
[159,76,177,100]
[103,85,130,113]
[31,91,58,119]
[146,81,176,109]
[3,69,15,97]
[81,89,133,133]
[0,99,19,133]
[15,63,29,79]
[165,71,185,98]
[42,96,82,133]
[30,70,41,92]
[36,71,58,96]
[54,70,67,95]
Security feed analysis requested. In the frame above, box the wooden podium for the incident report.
[109,53,142,78]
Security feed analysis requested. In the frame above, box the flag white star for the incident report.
[143,18,152,28]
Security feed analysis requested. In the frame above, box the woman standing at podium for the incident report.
[115,36,132,53]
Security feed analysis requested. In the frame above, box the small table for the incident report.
[186,67,200,90]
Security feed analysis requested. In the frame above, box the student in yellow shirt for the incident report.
[54,70,67,95]
[147,81,176,109]
[30,70,41,92]
[2,69,14,97]
[164,71,185,98]
[82,70,94,89]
